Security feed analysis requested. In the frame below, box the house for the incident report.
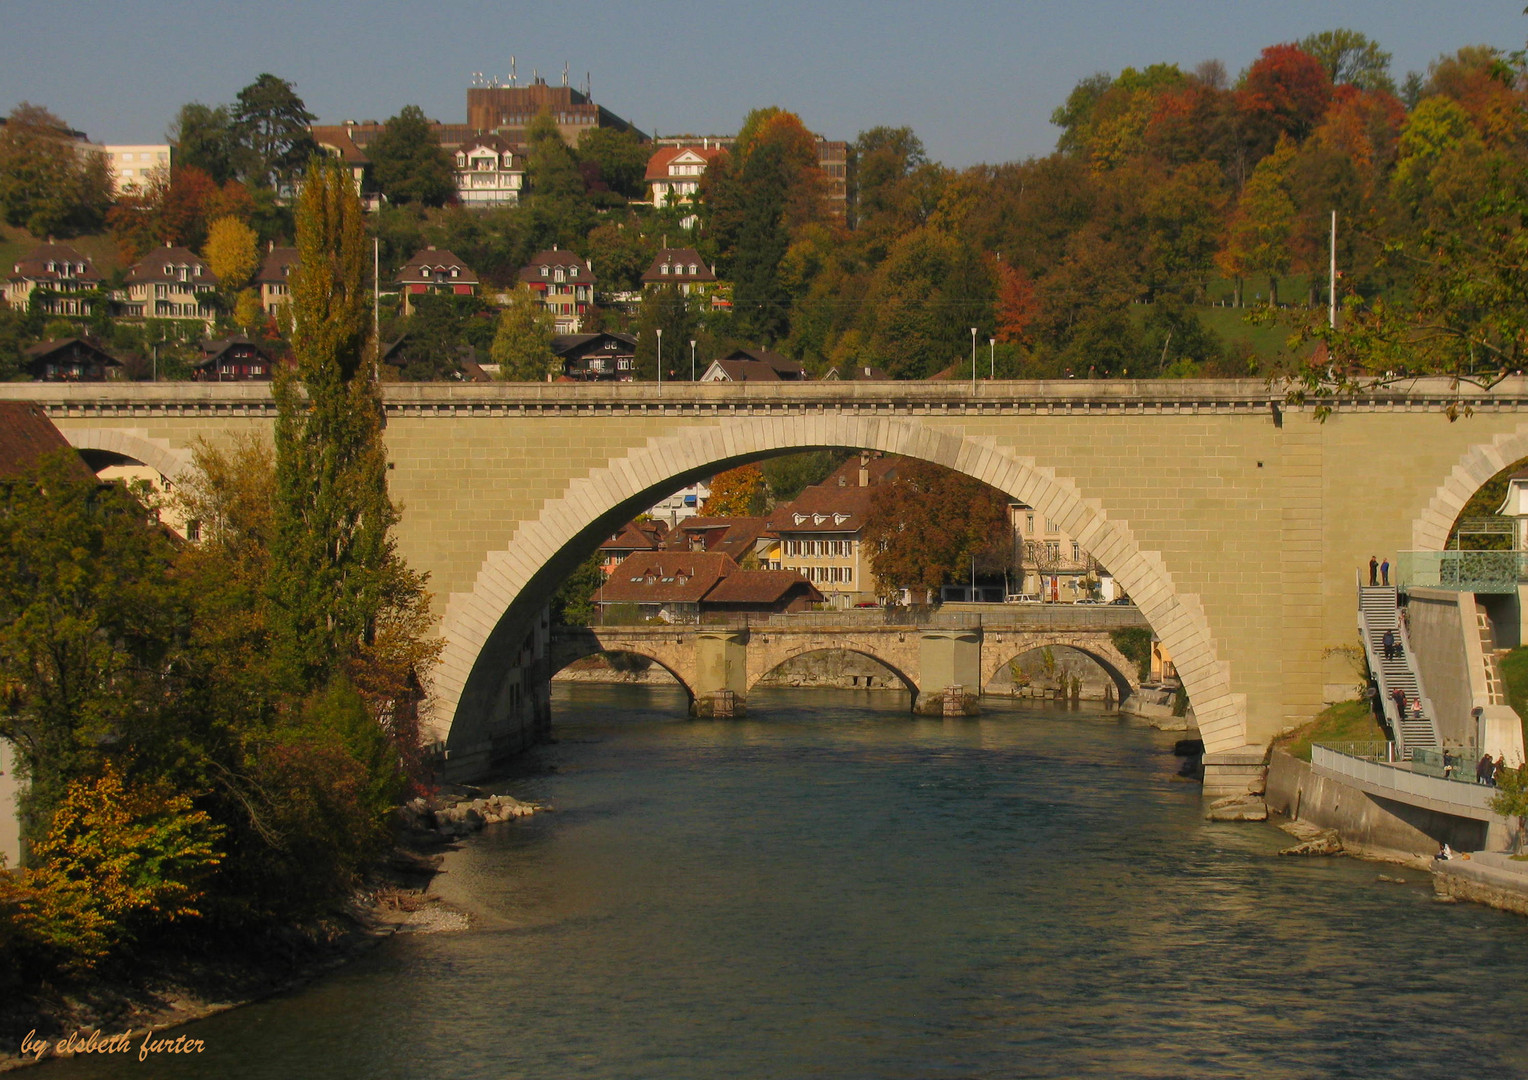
[823,363,890,381]
[21,338,121,382]
[102,144,171,195]
[645,144,726,213]
[1010,502,1101,603]
[553,331,637,381]
[454,133,524,207]
[466,78,645,147]
[117,245,219,325]
[595,551,737,623]
[701,570,823,615]
[662,516,771,563]
[699,348,807,382]
[595,550,820,621]
[518,248,595,333]
[194,336,273,381]
[597,519,668,577]
[647,480,711,525]
[255,246,299,317]
[763,454,900,607]
[816,137,849,220]
[5,243,103,316]
[640,247,717,297]
[309,123,373,201]
[394,247,479,315]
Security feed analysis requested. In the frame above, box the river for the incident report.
[39,683,1528,1079]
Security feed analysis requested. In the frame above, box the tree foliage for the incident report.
[702,464,767,517]
[490,286,558,380]
[864,459,1010,603]
[369,105,456,207]
[231,74,317,190]
[204,214,260,291]
[0,103,112,237]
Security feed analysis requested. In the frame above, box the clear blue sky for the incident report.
[3,1,1525,168]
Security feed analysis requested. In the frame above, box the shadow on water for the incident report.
[38,682,1528,1080]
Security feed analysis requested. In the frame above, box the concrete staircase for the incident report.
[1476,607,1509,706]
[1358,586,1440,757]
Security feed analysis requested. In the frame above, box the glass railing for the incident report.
[1394,551,1528,594]
[1410,746,1496,784]
[1314,741,1392,762]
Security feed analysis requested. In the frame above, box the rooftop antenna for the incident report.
[511,56,517,85]
[586,71,591,97]
[563,61,569,87]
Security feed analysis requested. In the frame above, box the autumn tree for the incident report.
[1237,44,1334,160]
[994,262,1041,345]
[703,465,767,517]
[1299,29,1395,93]
[369,105,456,207]
[863,459,1010,603]
[0,103,112,237]
[204,215,260,292]
[490,286,558,381]
[1218,137,1296,306]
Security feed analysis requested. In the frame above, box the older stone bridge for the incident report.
[10,377,1528,795]
[548,611,1146,710]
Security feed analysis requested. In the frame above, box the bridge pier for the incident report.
[694,628,749,717]
[916,629,982,715]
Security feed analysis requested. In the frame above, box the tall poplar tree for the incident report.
[268,158,397,692]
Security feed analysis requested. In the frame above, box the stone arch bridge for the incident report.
[549,613,1145,710]
[10,377,1528,795]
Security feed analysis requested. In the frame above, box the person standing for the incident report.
[1381,558,1391,586]
[1382,629,1396,661]
[1391,687,1407,719]
[1369,556,1379,586]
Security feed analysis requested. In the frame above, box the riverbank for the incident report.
[0,786,543,1071]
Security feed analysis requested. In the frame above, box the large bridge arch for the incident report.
[1411,421,1528,551]
[436,414,1244,757]
[63,428,193,482]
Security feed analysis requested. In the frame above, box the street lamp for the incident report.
[970,327,977,393]
[656,327,662,385]
[989,338,995,380]
[691,339,697,381]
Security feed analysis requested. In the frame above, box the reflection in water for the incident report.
[40,684,1528,1080]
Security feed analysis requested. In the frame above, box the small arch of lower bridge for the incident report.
[745,644,921,701]
[981,634,1141,705]
[548,626,699,705]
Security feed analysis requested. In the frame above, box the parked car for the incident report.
[1110,596,1133,605]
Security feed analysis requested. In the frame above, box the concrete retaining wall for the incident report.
[1406,589,1475,745]
[1265,750,1486,864]
[0,738,20,867]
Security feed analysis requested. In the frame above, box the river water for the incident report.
[40,684,1528,1079]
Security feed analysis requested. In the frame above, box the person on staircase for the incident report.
[1381,557,1390,586]
[1383,628,1396,661]
[1369,556,1379,586]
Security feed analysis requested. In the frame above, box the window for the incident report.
[1046,541,1060,560]
[1072,542,1081,561]
[540,266,549,277]
[1026,514,1035,533]
[554,267,565,282]
[568,266,578,278]
[845,567,853,583]
[689,264,698,275]
[660,264,670,275]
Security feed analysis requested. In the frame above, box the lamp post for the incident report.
[656,327,662,385]
[970,327,977,393]
[989,337,995,380]
[691,339,697,381]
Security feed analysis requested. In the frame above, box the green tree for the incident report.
[1299,29,1396,93]
[866,225,994,378]
[549,552,606,627]
[633,283,695,380]
[523,108,590,243]
[203,215,260,292]
[577,126,649,200]
[490,286,557,381]
[170,102,237,183]
[1492,765,1528,852]
[0,453,190,846]
[268,157,395,691]
[863,458,1010,604]
[231,74,317,190]
[0,103,112,237]
[369,105,456,207]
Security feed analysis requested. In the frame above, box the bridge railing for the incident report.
[694,605,1149,631]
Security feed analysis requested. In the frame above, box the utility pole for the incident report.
[1329,210,1337,330]
[970,327,977,393]
[690,339,697,381]
[373,237,381,380]
[656,327,662,385]
[989,337,995,380]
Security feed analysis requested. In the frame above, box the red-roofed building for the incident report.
[454,133,524,207]
[395,247,479,315]
[596,550,820,621]
[598,519,669,577]
[22,338,121,382]
[641,247,717,297]
[255,245,299,317]
[518,247,594,333]
[5,242,103,317]
[699,348,807,382]
[763,453,901,607]
[645,144,725,223]
[117,244,219,325]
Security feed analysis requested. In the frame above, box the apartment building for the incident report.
[117,245,219,326]
[518,248,594,333]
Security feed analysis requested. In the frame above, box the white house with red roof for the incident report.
[645,144,726,220]
[454,134,524,208]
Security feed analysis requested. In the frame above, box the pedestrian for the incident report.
[1391,687,1407,720]
[1381,558,1390,586]
[1478,753,1493,785]
[1369,556,1379,587]
[1382,629,1396,661]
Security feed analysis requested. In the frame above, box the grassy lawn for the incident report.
[1275,698,1387,763]
[1497,647,1528,751]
